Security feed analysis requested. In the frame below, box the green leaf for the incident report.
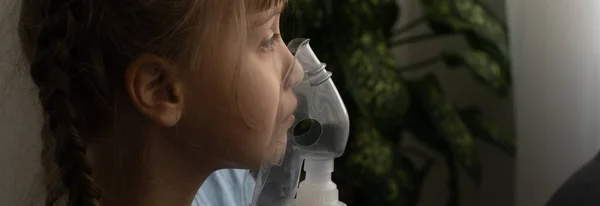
[459,107,516,157]
[343,32,410,135]
[344,117,419,205]
[420,0,510,75]
[441,49,510,95]
[411,74,482,184]
[342,0,399,32]
[420,0,470,34]
[347,117,394,176]
[453,0,508,53]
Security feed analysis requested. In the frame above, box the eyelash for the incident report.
[261,33,281,51]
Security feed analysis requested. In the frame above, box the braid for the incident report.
[29,1,102,205]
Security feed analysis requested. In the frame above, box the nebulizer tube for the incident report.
[244,38,350,206]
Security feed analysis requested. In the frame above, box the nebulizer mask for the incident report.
[242,38,350,206]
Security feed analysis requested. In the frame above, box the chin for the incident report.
[221,156,261,169]
[229,125,291,169]
[247,145,287,169]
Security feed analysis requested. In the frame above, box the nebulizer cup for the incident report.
[244,38,350,206]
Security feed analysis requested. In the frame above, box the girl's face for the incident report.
[177,3,303,169]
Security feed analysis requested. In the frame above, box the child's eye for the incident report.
[261,33,281,51]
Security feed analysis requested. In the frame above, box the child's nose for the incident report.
[287,59,304,88]
[282,49,304,89]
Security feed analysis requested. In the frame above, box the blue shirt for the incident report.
[192,169,255,206]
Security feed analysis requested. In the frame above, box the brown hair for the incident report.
[17,0,282,205]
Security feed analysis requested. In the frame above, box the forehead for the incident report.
[246,0,286,28]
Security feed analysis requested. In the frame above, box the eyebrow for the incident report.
[251,2,286,28]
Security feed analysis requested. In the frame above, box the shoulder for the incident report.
[192,169,255,206]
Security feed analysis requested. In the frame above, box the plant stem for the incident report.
[398,55,443,73]
[392,16,427,37]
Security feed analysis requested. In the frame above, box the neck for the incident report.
[91,125,213,206]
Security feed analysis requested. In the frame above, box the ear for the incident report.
[125,54,184,127]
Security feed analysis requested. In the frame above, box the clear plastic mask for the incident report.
[243,38,350,206]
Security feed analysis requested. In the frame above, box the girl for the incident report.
[17,0,302,205]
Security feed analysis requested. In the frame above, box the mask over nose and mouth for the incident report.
[243,38,350,206]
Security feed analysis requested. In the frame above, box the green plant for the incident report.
[281,0,514,205]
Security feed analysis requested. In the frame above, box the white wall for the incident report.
[508,1,600,206]
[0,0,44,205]
[393,0,514,206]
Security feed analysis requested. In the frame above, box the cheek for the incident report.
[234,57,281,147]
[206,56,283,166]
[178,47,287,168]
